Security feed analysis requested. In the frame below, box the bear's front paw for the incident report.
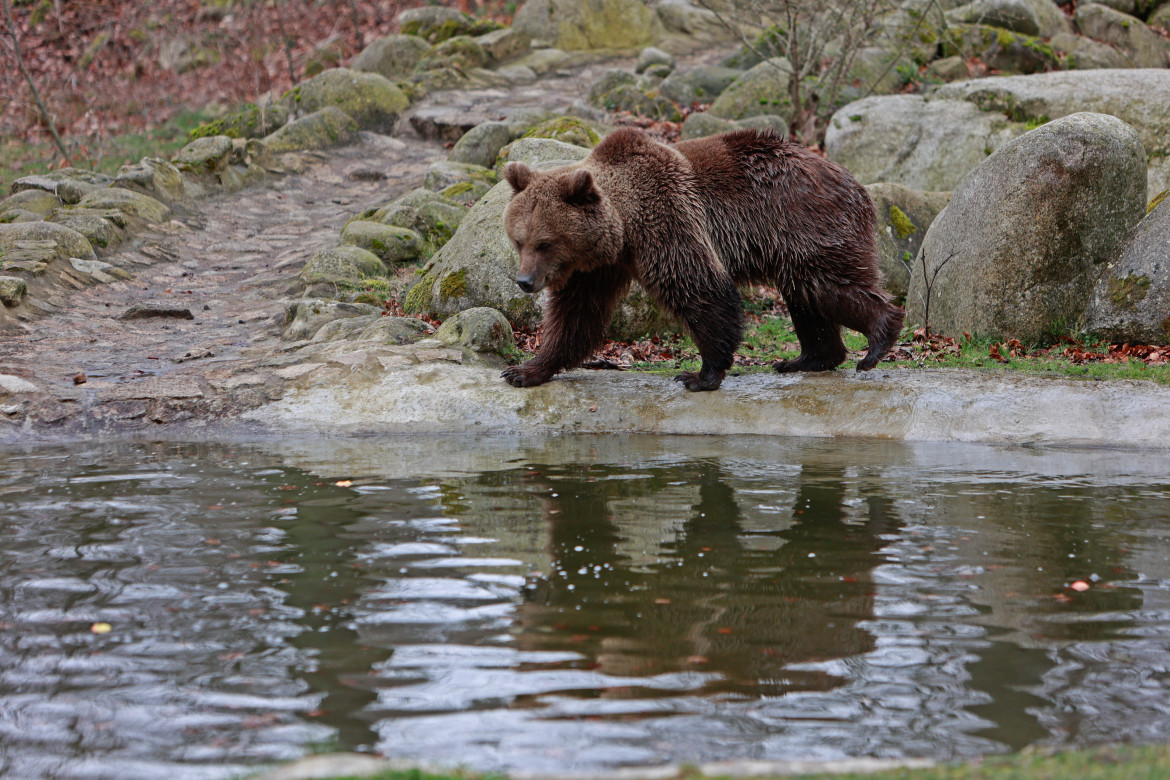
[501,364,550,388]
[673,370,724,392]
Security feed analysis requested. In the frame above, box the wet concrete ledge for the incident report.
[244,362,1170,450]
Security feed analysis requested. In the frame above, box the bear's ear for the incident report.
[560,169,599,206]
[503,162,533,193]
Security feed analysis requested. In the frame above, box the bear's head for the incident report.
[502,161,623,294]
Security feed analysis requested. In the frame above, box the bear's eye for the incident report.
[535,242,552,253]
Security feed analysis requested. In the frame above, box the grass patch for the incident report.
[519,312,1170,384]
[1,108,210,194]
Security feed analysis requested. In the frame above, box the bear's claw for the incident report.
[501,365,549,387]
[673,370,724,392]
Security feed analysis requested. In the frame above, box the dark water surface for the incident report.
[1,436,1169,779]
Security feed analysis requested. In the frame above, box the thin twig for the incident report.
[2,0,72,166]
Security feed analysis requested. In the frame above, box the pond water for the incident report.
[1,436,1169,780]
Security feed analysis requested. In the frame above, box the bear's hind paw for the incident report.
[673,370,724,392]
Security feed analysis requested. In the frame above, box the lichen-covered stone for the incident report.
[112,157,188,202]
[340,222,425,265]
[0,210,41,224]
[75,188,170,223]
[636,46,674,74]
[659,65,743,106]
[47,213,124,250]
[593,83,680,121]
[0,221,95,265]
[0,189,61,218]
[1075,3,1168,68]
[397,6,498,43]
[283,68,409,133]
[945,0,1070,37]
[708,58,794,122]
[351,34,431,80]
[282,299,381,341]
[494,137,591,175]
[449,121,522,168]
[415,36,487,73]
[655,0,732,41]
[907,112,1147,341]
[520,116,602,148]
[187,102,289,141]
[507,47,570,75]
[588,69,638,105]
[310,314,382,343]
[1083,196,1170,344]
[0,275,28,307]
[262,107,358,153]
[440,180,494,204]
[866,183,950,302]
[357,316,435,344]
[679,112,736,140]
[1050,31,1131,70]
[476,27,531,62]
[826,95,1026,191]
[365,188,466,248]
[434,306,515,355]
[11,168,112,205]
[423,160,498,192]
[173,135,234,174]
[300,246,387,286]
[940,24,1060,75]
[513,0,665,50]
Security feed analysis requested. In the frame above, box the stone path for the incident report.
[0,53,677,442]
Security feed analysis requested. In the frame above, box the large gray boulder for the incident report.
[513,0,665,50]
[659,65,743,106]
[434,306,516,356]
[654,0,733,41]
[866,183,950,302]
[1075,4,1168,68]
[1083,197,1170,344]
[826,95,1025,191]
[262,107,358,153]
[350,35,431,80]
[282,299,381,341]
[707,58,794,122]
[0,221,96,270]
[495,137,592,174]
[931,70,1170,194]
[945,0,1070,36]
[448,121,524,168]
[907,113,1147,342]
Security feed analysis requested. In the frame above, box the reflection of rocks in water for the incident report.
[503,459,901,698]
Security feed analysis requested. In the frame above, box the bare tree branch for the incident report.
[2,0,72,167]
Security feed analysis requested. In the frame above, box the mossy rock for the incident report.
[679,112,736,140]
[0,210,42,224]
[494,137,591,175]
[75,188,170,223]
[340,222,425,265]
[423,160,498,192]
[941,24,1058,75]
[0,189,62,218]
[300,246,387,286]
[434,306,515,355]
[112,157,188,202]
[356,316,435,344]
[283,68,409,134]
[720,25,786,70]
[282,299,381,341]
[351,34,431,80]
[0,275,28,307]
[365,188,466,249]
[865,182,950,302]
[188,102,289,141]
[440,180,493,204]
[708,57,794,121]
[520,116,602,148]
[476,27,530,63]
[449,121,522,168]
[10,168,113,205]
[588,69,638,107]
[398,7,498,43]
[47,213,125,251]
[262,107,358,153]
[0,221,95,265]
[512,0,663,50]
[660,65,743,106]
[173,135,233,174]
[415,36,487,73]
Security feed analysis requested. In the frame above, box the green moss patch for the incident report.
[889,205,917,240]
[438,268,468,300]
[1106,273,1151,311]
[520,116,602,148]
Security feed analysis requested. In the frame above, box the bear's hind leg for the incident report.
[773,297,847,373]
[839,291,905,372]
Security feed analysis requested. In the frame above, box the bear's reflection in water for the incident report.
[504,459,902,700]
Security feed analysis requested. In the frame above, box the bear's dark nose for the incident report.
[516,275,535,293]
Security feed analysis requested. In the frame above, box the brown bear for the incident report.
[501,127,904,391]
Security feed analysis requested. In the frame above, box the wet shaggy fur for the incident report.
[501,127,904,391]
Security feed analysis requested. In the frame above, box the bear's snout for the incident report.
[516,274,537,294]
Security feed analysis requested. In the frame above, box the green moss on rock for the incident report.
[1107,273,1151,311]
[520,116,602,148]
[439,267,468,300]
[889,205,917,240]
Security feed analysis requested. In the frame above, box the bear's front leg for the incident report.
[500,266,632,388]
